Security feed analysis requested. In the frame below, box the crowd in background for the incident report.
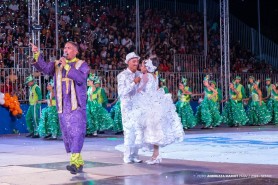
[0,0,276,99]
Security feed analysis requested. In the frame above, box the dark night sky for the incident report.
[229,0,278,43]
[177,0,278,43]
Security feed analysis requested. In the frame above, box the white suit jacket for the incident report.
[117,68,141,128]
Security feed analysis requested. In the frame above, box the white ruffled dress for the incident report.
[131,73,184,148]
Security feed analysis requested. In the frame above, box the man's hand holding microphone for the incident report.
[57,53,68,68]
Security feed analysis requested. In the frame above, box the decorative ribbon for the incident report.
[55,60,84,113]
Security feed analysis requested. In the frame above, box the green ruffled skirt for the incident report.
[266,99,278,124]
[86,100,114,134]
[222,100,249,126]
[37,106,60,137]
[246,101,272,125]
[110,101,123,132]
[196,98,222,127]
[176,101,196,129]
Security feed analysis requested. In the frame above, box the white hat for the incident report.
[124,52,140,64]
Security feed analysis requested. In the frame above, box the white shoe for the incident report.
[132,158,143,163]
[146,156,162,165]
[93,131,97,136]
[123,158,133,164]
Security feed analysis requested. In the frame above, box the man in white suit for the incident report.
[117,52,142,163]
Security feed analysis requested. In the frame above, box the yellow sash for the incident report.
[55,60,84,113]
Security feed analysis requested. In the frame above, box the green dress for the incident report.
[196,87,222,128]
[162,86,169,94]
[222,90,249,126]
[246,90,272,125]
[86,87,114,134]
[37,92,60,138]
[211,88,222,110]
[266,89,278,124]
[246,83,254,107]
[235,83,246,101]
[95,87,108,108]
[26,83,42,135]
[175,86,196,129]
[110,100,123,132]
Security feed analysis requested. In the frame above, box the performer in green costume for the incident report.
[175,77,196,129]
[94,76,108,108]
[86,74,114,136]
[108,97,123,135]
[264,79,278,124]
[25,75,42,138]
[222,82,249,127]
[270,83,278,124]
[159,78,169,94]
[246,76,255,107]
[37,80,60,139]
[245,82,271,125]
[209,80,222,110]
[195,75,222,128]
[264,78,272,102]
[234,76,246,103]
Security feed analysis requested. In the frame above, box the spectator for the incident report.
[8,1,19,11]
[158,59,170,72]
[0,70,5,83]
[7,69,17,83]
[1,77,13,93]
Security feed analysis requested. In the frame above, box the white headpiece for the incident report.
[124,52,140,64]
[145,59,157,73]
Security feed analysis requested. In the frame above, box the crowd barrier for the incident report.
[173,54,206,72]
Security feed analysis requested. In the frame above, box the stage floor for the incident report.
[1,126,278,185]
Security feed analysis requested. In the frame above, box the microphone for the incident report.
[58,53,68,67]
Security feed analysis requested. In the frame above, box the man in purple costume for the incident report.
[30,42,89,174]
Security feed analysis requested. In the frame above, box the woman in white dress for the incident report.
[131,59,184,165]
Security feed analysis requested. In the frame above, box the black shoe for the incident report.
[85,133,93,137]
[115,131,123,135]
[66,164,83,174]
[66,164,77,174]
[31,134,40,138]
[26,133,34,137]
[78,165,83,173]
[43,134,52,139]
[97,131,105,134]
[47,137,57,140]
